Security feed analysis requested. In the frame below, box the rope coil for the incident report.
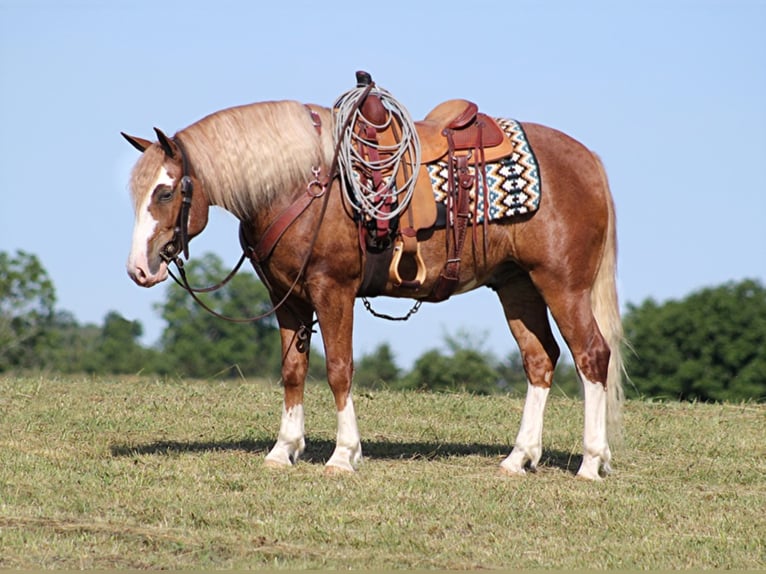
[333,84,421,221]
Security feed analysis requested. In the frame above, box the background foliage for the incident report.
[1,249,764,401]
[155,254,282,379]
[0,250,55,368]
[623,279,766,401]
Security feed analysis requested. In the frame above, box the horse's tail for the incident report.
[591,155,625,446]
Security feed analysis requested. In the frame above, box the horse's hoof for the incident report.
[324,462,355,475]
[575,472,604,482]
[324,460,356,476]
[498,465,526,478]
[264,458,292,470]
[576,454,607,480]
[575,467,605,481]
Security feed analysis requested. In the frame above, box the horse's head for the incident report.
[122,128,209,287]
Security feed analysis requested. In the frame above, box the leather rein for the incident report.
[159,86,374,324]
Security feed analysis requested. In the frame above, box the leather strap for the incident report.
[305,105,322,135]
[360,122,393,242]
[250,175,327,263]
[427,141,474,302]
[357,89,399,245]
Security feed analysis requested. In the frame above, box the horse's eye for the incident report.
[154,185,175,204]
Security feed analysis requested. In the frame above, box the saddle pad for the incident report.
[426,118,541,223]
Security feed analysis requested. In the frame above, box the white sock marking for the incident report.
[265,402,305,466]
[501,382,550,474]
[326,396,362,471]
[577,371,611,480]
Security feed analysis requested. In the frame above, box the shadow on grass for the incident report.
[110,437,581,474]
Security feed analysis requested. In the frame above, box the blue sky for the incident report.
[1,0,764,369]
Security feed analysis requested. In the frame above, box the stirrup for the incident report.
[389,236,427,289]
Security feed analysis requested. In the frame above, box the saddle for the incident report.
[416,99,513,164]
[352,90,515,301]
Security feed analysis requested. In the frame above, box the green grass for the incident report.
[0,375,764,569]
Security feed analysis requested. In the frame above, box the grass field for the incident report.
[0,375,763,569]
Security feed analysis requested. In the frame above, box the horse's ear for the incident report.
[153,127,175,158]
[121,132,152,153]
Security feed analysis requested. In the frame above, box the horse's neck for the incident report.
[186,101,334,223]
[200,153,325,227]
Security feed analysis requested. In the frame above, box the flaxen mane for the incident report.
[130,101,335,219]
[180,101,334,218]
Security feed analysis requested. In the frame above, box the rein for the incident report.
[161,85,374,324]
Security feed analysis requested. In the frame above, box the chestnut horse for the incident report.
[123,99,624,480]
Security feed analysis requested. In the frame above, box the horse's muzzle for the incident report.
[127,260,168,287]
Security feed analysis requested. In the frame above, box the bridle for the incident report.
[160,178,194,264]
[159,134,324,326]
[157,83,375,326]
[155,132,195,265]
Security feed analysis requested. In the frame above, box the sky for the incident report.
[1,0,764,370]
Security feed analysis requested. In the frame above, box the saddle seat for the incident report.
[415,99,514,163]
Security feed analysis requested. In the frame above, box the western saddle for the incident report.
[349,76,516,302]
[417,99,513,164]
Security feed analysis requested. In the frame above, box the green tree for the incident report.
[624,279,766,401]
[495,350,527,395]
[400,329,500,394]
[35,310,100,373]
[355,342,401,389]
[83,311,158,374]
[0,250,56,370]
[157,253,282,379]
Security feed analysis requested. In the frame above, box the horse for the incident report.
[122,93,624,480]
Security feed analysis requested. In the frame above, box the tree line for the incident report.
[1,249,764,402]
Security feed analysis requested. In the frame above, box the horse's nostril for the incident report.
[128,265,148,285]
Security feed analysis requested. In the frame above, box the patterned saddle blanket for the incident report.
[426,118,541,224]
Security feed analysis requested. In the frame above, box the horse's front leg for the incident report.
[264,302,314,468]
[313,286,362,472]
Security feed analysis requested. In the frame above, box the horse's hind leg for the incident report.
[494,276,560,475]
[532,274,613,480]
[264,301,314,467]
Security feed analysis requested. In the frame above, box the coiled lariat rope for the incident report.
[333,83,421,221]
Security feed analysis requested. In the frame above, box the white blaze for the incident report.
[126,167,173,285]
